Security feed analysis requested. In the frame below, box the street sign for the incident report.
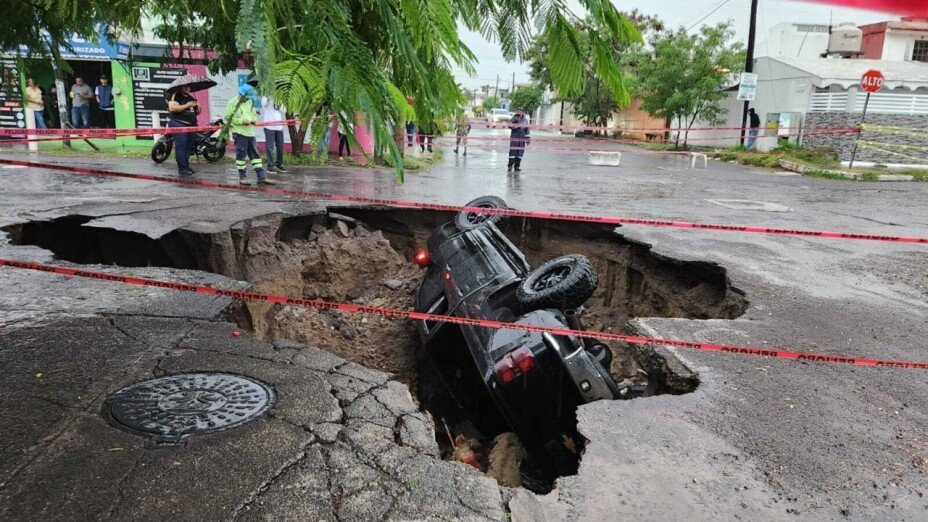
[860,69,884,93]
[737,72,758,101]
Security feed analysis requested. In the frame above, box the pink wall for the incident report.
[329,114,374,155]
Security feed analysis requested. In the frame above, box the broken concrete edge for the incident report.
[777,159,915,182]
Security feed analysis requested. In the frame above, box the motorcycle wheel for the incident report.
[202,138,226,163]
[151,139,173,164]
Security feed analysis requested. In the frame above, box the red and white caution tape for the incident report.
[1,257,925,370]
[1,158,927,246]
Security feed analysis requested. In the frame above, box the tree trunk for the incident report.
[286,115,307,156]
[48,37,71,148]
[674,116,681,148]
[393,121,405,158]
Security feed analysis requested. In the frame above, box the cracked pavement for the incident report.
[2,135,928,520]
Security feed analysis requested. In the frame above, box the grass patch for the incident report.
[709,145,841,170]
[637,141,680,151]
[285,146,442,171]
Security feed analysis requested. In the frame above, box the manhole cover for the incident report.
[102,373,275,442]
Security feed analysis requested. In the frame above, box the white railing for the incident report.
[810,91,928,115]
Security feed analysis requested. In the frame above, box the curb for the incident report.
[777,159,915,182]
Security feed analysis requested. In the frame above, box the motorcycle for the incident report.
[151,118,227,164]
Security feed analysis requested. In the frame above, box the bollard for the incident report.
[151,111,161,141]
[25,109,38,152]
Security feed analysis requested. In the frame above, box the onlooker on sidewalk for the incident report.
[338,115,352,158]
[318,114,336,158]
[95,75,114,129]
[405,121,417,147]
[417,120,436,153]
[226,84,275,186]
[261,96,288,173]
[167,85,200,177]
[44,84,60,128]
[24,78,46,129]
[69,76,93,128]
[746,108,760,149]
[454,116,470,155]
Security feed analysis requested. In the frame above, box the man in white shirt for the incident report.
[261,96,288,173]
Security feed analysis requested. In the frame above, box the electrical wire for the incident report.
[686,0,734,32]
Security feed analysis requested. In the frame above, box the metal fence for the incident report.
[810,91,928,115]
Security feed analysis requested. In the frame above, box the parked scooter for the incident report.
[151,118,227,164]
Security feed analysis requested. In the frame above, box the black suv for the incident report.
[414,196,622,492]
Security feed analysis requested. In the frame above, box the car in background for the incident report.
[413,196,623,493]
[486,108,512,123]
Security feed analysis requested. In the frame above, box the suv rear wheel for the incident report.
[455,196,508,231]
[516,254,597,311]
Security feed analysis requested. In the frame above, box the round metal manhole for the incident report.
[102,373,275,442]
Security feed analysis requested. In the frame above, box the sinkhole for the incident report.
[2,205,747,491]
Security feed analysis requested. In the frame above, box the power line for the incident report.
[686,0,734,32]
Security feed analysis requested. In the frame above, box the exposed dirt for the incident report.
[235,225,422,385]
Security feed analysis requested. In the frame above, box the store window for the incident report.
[914,40,928,63]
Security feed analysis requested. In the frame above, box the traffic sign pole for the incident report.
[849,70,883,170]
[848,92,870,169]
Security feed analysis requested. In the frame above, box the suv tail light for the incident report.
[494,347,537,384]
[413,248,431,268]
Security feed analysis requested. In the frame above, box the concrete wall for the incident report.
[689,58,814,149]
[802,112,928,164]
[882,33,914,60]
[765,23,830,59]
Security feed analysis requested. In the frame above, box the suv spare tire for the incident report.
[455,196,508,231]
[516,254,597,311]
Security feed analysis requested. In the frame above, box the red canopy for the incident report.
[801,0,927,18]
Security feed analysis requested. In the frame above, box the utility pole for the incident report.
[739,0,758,146]
[511,72,515,94]
[494,74,500,98]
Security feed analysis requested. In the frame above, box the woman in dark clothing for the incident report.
[44,85,60,128]
[507,108,530,172]
[167,86,201,176]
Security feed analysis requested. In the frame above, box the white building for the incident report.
[764,22,832,59]
[690,57,928,150]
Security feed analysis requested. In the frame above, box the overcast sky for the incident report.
[453,0,893,91]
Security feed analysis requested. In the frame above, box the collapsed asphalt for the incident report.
[1,129,927,519]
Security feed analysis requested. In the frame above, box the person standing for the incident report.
[746,108,761,149]
[44,84,60,128]
[95,75,114,129]
[167,85,200,177]
[507,108,530,172]
[405,120,416,147]
[338,115,352,158]
[69,76,93,128]
[318,114,335,159]
[418,120,436,153]
[261,96,288,173]
[24,78,46,129]
[454,116,470,155]
[226,84,275,185]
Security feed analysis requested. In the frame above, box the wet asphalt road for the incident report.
[2,127,928,519]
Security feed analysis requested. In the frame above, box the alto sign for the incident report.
[860,69,884,93]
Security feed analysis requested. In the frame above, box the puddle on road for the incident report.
[3,207,748,491]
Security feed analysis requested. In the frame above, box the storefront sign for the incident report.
[0,58,25,131]
[131,65,187,138]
